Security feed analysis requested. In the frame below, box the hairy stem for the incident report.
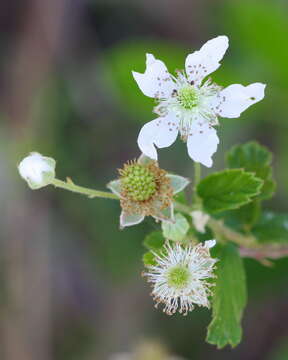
[239,245,288,260]
[51,178,119,200]
[207,218,258,248]
[174,201,258,248]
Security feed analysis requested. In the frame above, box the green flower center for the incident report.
[167,265,190,289]
[121,164,157,202]
[177,86,198,109]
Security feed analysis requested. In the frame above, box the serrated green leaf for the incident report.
[206,244,247,348]
[226,142,276,200]
[260,179,276,200]
[252,212,288,243]
[236,201,261,229]
[143,252,157,266]
[143,231,165,251]
[161,213,190,242]
[197,169,263,214]
[223,201,261,231]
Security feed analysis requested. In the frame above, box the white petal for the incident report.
[185,35,229,84]
[215,83,266,118]
[137,113,179,160]
[132,54,175,98]
[120,211,145,228]
[166,174,190,194]
[107,179,122,197]
[204,239,216,248]
[187,121,219,167]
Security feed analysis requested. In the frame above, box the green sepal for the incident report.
[107,179,122,197]
[166,174,190,194]
[161,213,190,242]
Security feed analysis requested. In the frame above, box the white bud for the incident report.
[18,152,56,189]
[191,210,210,233]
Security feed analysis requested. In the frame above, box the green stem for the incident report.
[193,162,202,207]
[51,178,119,200]
[194,161,201,188]
[207,218,258,248]
[174,201,258,249]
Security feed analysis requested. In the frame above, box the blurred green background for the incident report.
[1,0,288,359]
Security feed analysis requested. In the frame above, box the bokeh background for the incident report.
[1,0,288,359]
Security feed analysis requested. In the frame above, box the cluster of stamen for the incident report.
[177,86,198,110]
[167,265,191,289]
[153,70,223,143]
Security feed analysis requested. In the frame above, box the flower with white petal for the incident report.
[18,152,56,189]
[143,240,217,315]
[191,210,210,233]
[133,36,266,167]
[107,155,190,228]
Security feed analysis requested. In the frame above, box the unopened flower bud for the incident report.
[18,152,56,189]
[191,210,210,233]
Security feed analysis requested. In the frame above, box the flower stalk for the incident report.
[194,161,202,187]
[50,177,260,251]
[51,178,119,200]
[207,218,258,248]
[193,161,202,207]
[239,244,288,261]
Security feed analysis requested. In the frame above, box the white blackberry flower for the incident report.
[133,36,266,167]
[144,240,217,315]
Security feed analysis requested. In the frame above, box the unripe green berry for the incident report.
[121,164,157,201]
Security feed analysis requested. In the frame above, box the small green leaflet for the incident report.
[197,169,263,213]
[161,213,190,242]
[252,212,288,243]
[226,141,276,200]
[143,231,165,267]
[143,231,165,251]
[143,252,157,266]
[206,244,247,348]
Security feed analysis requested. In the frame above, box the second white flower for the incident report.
[133,36,266,167]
